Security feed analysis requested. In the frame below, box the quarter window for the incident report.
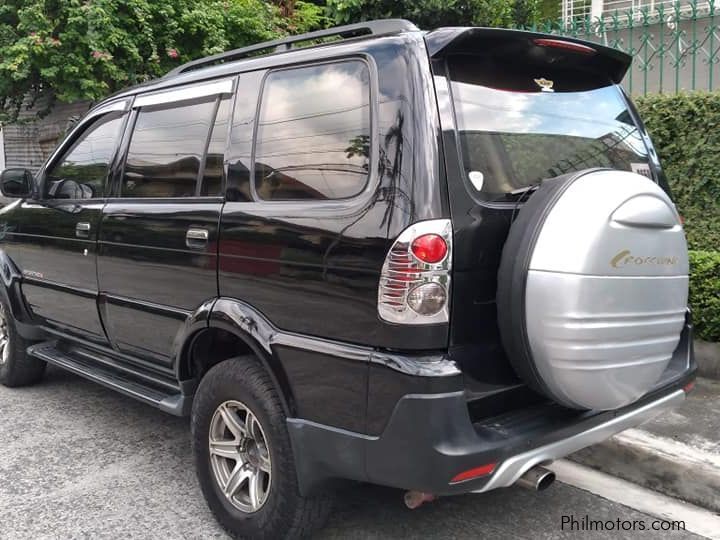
[254,61,371,201]
[45,111,126,199]
[122,96,225,198]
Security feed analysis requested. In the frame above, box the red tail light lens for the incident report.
[411,234,448,264]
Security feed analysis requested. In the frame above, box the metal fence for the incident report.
[528,0,720,95]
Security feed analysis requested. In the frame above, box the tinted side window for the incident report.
[45,112,126,199]
[254,61,371,201]
[122,97,216,198]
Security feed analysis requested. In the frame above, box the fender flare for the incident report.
[175,297,296,417]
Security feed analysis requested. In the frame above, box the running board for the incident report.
[27,341,191,416]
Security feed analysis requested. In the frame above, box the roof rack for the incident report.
[164,19,419,78]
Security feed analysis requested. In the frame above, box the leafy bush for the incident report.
[635,93,720,252]
[689,250,720,342]
[630,94,720,341]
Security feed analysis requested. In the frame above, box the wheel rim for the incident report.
[0,304,9,367]
[209,400,272,513]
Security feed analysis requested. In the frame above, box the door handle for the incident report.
[76,222,91,238]
[186,227,209,249]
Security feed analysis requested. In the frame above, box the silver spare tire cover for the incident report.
[497,169,688,410]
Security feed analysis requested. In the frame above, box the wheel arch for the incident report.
[177,297,296,417]
[0,249,44,340]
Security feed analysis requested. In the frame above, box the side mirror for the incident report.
[0,168,34,198]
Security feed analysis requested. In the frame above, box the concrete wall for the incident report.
[0,127,5,171]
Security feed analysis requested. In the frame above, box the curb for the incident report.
[570,427,720,513]
[695,340,720,380]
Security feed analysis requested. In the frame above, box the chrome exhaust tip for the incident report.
[515,466,556,491]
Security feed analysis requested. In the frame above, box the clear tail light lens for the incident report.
[378,219,452,324]
[407,283,447,315]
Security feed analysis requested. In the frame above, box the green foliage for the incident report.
[0,0,324,121]
[635,92,720,252]
[634,93,720,341]
[325,0,545,30]
[689,250,720,342]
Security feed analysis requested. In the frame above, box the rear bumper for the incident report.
[473,387,685,493]
[288,315,695,496]
[287,374,692,496]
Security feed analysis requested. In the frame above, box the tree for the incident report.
[0,0,325,121]
[324,0,555,29]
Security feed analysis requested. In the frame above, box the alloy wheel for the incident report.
[208,400,272,513]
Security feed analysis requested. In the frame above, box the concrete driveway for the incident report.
[0,367,703,539]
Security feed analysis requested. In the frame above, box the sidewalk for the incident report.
[571,377,720,512]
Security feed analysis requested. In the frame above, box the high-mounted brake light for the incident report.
[533,38,597,56]
[378,219,452,325]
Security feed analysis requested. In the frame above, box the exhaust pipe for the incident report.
[515,465,556,491]
[404,491,436,509]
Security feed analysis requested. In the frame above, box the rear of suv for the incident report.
[0,20,694,539]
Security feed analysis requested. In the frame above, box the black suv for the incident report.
[0,20,695,539]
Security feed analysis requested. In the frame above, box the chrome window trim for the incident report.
[134,78,235,108]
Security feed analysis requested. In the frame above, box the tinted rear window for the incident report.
[448,55,651,200]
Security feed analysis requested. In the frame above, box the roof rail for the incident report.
[164,19,419,78]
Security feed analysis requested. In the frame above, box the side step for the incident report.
[28,341,191,416]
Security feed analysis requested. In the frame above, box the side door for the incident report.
[3,101,130,344]
[97,80,233,370]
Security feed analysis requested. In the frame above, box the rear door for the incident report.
[427,29,656,386]
[4,101,129,344]
[97,80,233,370]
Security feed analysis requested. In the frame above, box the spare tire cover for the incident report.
[497,169,689,410]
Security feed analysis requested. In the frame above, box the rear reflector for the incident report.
[450,463,497,484]
[683,381,696,393]
[533,38,597,56]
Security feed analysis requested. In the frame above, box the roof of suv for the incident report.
[103,19,420,105]
[99,19,632,107]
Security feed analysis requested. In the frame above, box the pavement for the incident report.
[1,366,715,539]
[572,377,720,512]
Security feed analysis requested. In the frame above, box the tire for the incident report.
[192,356,332,539]
[497,169,688,410]
[0,295,45,387]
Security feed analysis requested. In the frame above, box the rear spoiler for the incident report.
[425,27,632,84]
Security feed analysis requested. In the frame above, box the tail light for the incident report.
[378,219,452,324]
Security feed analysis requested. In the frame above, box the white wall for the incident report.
[0,127,5,171]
